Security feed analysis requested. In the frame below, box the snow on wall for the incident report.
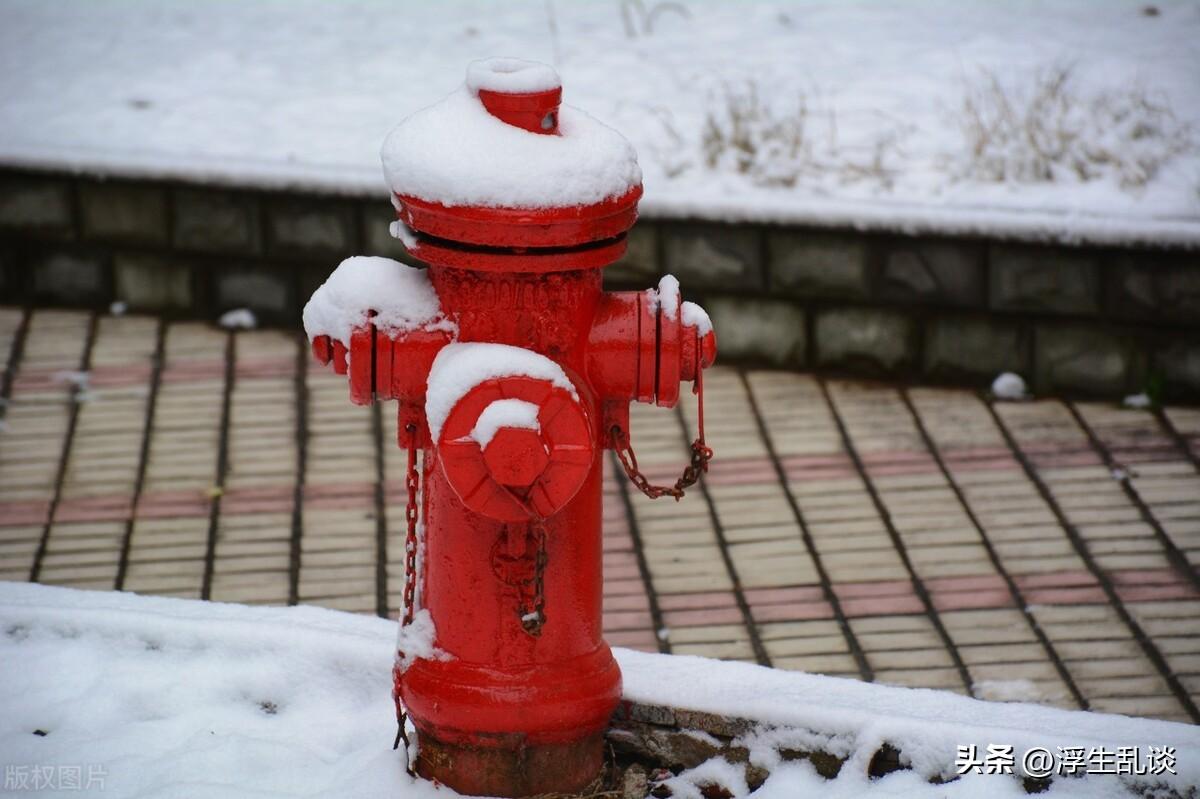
[380,85,640,209]
[302,256,456,347]
[3,2,1193,246]
[619,648,1200,796]
[424,342,577,443]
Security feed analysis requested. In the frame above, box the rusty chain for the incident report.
[613,346,712,501]
[519,519,548,636]
[392,423,420,775]
[500,489,550,637]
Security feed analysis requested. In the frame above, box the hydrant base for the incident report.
[415,729,605,798]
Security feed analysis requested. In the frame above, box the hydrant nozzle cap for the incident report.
[467,58,563,136]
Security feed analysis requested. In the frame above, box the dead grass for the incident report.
[698,82,907,189]
[953,64,1194,189]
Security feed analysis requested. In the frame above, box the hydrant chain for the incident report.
[613,356,713,501]
[392,424,420,776]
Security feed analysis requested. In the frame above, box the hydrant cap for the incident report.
[381,59,643,259]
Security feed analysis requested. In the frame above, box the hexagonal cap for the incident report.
[482,427,550,488]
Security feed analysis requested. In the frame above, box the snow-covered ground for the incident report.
[0,1,1197,246]
[2,582,1197,798]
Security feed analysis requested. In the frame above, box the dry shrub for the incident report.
[699,82,906,189]
[953,64,1193,189]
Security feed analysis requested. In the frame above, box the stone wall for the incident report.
[2,169,1198,400]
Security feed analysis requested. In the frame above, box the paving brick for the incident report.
[702,297,805,367]
[880,238,984,307]
[78,181,168,244]
[213,267,291,316]
[265,197,355,254]
[114,253,193,311]
[815,307,916,375]
[1107,251,1200,324]
[0,174,73,233]
[31,250,108,304]
[1033,324,1141,396]
[663,224,762,290]
[768,230,868,299]
[923,315,1028,382]
[173,188,261,253]
[989,244,1099,316]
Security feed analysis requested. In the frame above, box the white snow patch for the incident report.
[973,679,1042,703]
[109,300,128,316]
[1123,392,1152,409]
[465,57,560,96]
[991,372,1027,400]
[302,256,456,347]
[52,370,90,390]
[681,301,713,337]
[425,343,577,442]
[1,584,1196,799]
[388,219,419,250]
[0,2,1197,247]
[468,398,541,448]
[657,757,749,799]
[218,308,257,330]
[394,609,449,674]
[653,274,680,320]
[381,86,640,209]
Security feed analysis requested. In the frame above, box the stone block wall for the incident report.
[2,168,1198,399]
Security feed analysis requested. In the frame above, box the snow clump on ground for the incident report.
[991,372,1028,400]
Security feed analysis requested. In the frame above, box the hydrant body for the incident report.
[305,59,714,797]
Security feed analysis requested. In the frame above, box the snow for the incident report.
[387,219,419,250]
[991,372,1028,400]
[465,57,560,96]
[1,583,1197,799]
[469,398,541,448]
[218,308,257,331]
[394,609,448,674]
[1123,392,1152,409]
[51,370,89,390]
[618,648,1200,797]
[2,1,1195,246]
[301,256,455,347]
[380,85,640,209]
[681,301,713,337]
[425,343,577,442]
[651,274,681,320]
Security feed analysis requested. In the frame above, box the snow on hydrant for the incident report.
[303,57,716,798]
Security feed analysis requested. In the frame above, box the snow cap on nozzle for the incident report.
[466,57,562,134]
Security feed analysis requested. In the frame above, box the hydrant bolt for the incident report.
[483,427,550,488]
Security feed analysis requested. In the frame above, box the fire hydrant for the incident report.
[304,58,715,797]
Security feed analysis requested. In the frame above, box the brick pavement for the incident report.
[1,306,1198,723]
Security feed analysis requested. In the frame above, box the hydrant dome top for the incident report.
[380,73,641,214]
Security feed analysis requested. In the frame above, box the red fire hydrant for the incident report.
[304,58,715,797]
